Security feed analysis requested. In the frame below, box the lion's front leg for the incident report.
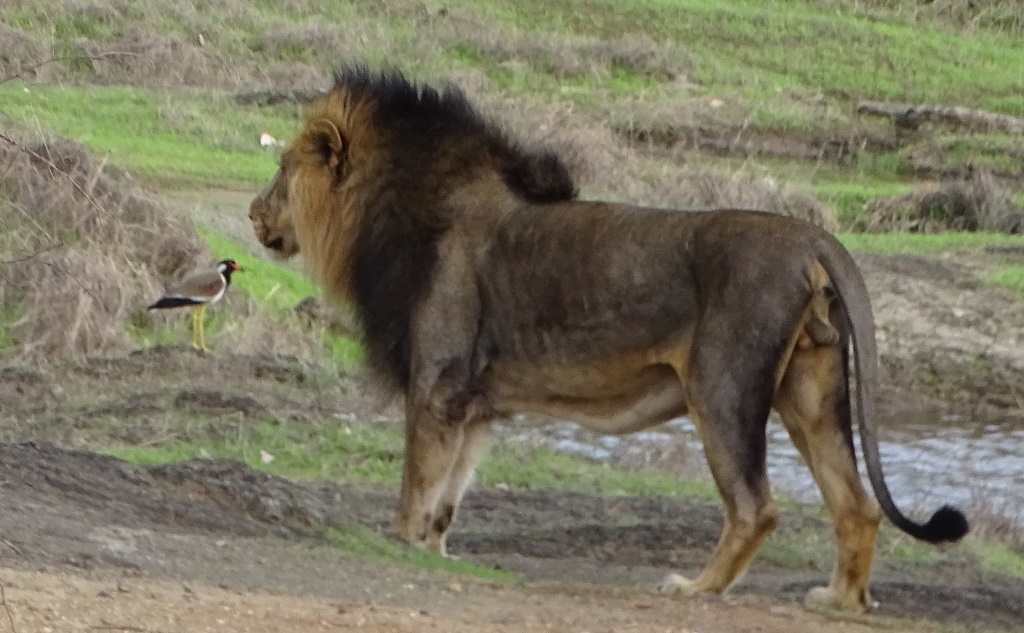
[394,358,493,557]
[393,398,462,550]
[422,419,491,557]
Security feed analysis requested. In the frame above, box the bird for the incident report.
[147,259,243,353]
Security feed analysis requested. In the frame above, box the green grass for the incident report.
[838,231,1024,254]
[452,0,1024,113]
[970,540,1024,578]
[815,181,913,226]
[326,525,516,582]
[0,305,23,352]
[0,82,297,186]
[988,266,1024,298]
[103,417,718,499]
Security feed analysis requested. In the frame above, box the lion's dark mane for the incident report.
[334,65,578,389]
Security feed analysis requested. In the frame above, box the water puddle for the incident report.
[502,407,1024,526]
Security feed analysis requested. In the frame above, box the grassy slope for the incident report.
[1,0,1022,211]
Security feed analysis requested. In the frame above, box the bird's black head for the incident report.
[217,259,243,283]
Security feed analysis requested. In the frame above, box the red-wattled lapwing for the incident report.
[147,259,243,352]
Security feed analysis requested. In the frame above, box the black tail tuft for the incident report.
[918,505,970,543]
[147,296,203,310]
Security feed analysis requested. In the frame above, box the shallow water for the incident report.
[503,407,1024,526]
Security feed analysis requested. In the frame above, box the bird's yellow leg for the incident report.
[190,309,201,350]
[198,305,209,353]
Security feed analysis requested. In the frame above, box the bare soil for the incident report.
[2,245,1024,632]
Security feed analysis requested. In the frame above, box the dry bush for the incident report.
[78,27,233,88]
[0,25,51,81]
[864,167,1024,234]
[0,134,207,357]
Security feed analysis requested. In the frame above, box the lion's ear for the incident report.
[305,118,347,178]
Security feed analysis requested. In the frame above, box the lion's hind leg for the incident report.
[774,341,882,613]
[658,350,780,598]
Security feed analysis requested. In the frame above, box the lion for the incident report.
[249,66,968,613]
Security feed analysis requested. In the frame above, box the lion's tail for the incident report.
[817,237,969,544]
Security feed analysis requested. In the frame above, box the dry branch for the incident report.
[0,585,15,633]
[0,51,137,86]
[857,100,1024,134]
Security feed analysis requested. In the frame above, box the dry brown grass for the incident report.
[611,436,707,480]
[79,27,226,88]
[863,167,1024,233]
[967,498,1024,550]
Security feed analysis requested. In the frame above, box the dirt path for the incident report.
[0,434,1021,632]
[0,566,898,633]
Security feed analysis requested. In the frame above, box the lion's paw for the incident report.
[656,573,700,597]
[803,586,876,614]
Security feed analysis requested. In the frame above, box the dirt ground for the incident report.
[2,244,1024,632]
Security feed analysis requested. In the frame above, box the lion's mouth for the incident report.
[266,236,285,251]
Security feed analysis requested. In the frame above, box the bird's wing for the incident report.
[166,269,224,301]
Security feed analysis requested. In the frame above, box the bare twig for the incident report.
[0,51,138,86]
[0,584,16,633]
[89,625,151,632]
[0,540,21,556]
[0,244,63,268]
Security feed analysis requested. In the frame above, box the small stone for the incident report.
[448,581,463,594]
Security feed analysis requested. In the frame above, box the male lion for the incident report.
[250,66,968,613]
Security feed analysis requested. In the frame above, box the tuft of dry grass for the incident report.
[863,167,1024,234]
[968,502,1024,550]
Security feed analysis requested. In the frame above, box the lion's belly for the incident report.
[484,358,687,435]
